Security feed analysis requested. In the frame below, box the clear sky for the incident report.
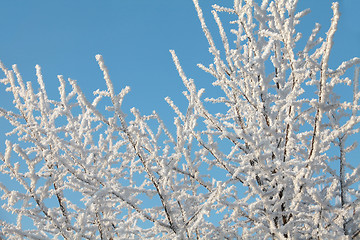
[0,0,359,124]
[0,0,359,227]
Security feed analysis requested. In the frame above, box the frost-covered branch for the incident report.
[1,0,359,239]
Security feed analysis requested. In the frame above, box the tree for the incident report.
[1,0,359,239]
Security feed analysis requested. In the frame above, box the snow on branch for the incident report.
[0,0,359,239]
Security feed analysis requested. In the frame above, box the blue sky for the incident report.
[0,0,359,124]
[0,0,359,228]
